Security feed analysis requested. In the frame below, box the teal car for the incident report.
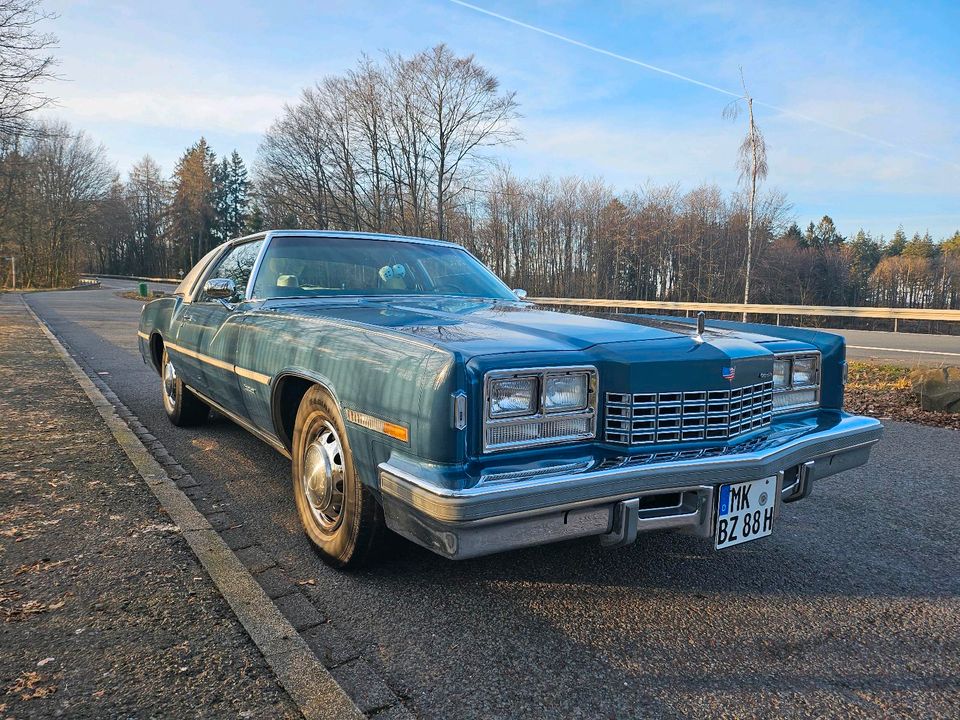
[138,230,882,567]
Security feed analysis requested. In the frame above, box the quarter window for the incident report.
[200,240,263,302]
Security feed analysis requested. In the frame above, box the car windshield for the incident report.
[250,235,517,301]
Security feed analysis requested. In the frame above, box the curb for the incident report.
[22,295,366,720]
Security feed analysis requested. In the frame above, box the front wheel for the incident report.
[292,386,386,568]
[160,347,210,427]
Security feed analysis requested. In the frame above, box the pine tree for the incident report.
[886,226,908,256]
[170,138,217,267]
[783,222,803,245]
[903,231,935,258]
[211,150,250,242]
[815,215,844,248]
[943,230,960,257]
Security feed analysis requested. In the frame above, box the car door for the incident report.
[180,239,264,417]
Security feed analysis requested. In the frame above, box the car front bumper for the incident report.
[378,412,882,559]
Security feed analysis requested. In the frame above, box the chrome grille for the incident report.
[604,381,774,446]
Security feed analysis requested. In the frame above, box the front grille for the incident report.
[597,433,775,470]
[604,381,774,446]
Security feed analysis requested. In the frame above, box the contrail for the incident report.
[448,0,959,171]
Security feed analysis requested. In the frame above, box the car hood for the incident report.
[261,296,784,358]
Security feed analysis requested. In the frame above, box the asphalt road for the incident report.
[833,328,960,366]
[25,281,960,719]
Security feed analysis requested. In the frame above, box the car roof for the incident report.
[228,229,463,249]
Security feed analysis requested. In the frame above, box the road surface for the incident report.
[23,281,960,719]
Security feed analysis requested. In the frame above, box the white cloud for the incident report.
[58,91,291,134]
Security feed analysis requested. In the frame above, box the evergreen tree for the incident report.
[782,222,803,245]
[886,226,908,256]
[170,138,217,267]
[848,229,882,303]
[247,203,265,233]
[943,230,960,257]
[212,149,251,242]
[815,215,844,248]
[903,231,935,258]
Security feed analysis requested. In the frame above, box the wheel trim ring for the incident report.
[162,357,177,410]
[302,421,345,532]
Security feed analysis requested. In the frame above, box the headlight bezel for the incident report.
[771,351,821,414]
[482,366,598,452]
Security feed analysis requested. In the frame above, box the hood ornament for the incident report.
[694,311,706,344]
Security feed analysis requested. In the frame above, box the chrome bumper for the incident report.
[378,413,882,559]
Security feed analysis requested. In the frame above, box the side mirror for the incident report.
[203,278,236,301]
[513,288,528,300]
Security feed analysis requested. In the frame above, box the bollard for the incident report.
[138,282,149,298]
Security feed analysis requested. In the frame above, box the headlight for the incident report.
[489,376,538,418]
[772,359,790,388]
[772,352,820,414]
[792,356,817,386]
[543,372,589,412]
[483,366,598,452]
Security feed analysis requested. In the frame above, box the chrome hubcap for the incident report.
[302,422,345,531]
[162,358,177,409]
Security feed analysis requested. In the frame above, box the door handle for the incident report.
[182,314,194,322]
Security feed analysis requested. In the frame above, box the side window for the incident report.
[175,245,223,297]
[199,240,264,302]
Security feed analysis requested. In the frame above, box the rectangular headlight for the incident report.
[772,352,820,414]
[772,359,790,388]
[488,376,538,418]
[792,356,817,386]
[543,372,589,412]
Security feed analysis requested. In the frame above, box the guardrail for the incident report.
[79,273,960,330]
[81,273,180,285]
[531,297,960,331]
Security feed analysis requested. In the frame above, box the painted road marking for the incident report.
[848,345,960,358]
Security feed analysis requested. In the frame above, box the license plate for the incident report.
[715,476,776,549]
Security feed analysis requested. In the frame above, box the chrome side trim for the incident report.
[164,341,270,385]
[235,365,271,385]
[186,384,290,459]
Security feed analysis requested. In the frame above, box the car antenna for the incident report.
[695,311,706,343]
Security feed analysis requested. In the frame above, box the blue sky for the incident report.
[43,0,959,240]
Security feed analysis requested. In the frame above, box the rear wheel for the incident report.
[292,386,385,568]
[160,347,210,426]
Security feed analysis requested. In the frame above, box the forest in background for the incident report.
[0,1,957,312]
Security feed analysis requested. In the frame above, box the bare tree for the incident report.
[0,120,112,286]
[0,0,57,139]
[723,69,768,319]
[254,45,520,240]
[410,44,520,239]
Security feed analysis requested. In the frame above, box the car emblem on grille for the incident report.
[722,366,736,381]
